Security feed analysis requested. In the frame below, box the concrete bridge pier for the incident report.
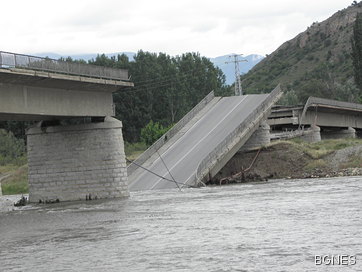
[301,125,321,143]
[240,121,271,151]
[321,127,356,140]
[26,117,129,203]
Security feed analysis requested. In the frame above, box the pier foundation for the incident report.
[26,117,129,202]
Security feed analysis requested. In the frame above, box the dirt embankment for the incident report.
[210,142,362,184]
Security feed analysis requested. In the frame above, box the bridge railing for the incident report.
[195,85,282,185]
[0,51,129,81]
[127,90,215,177]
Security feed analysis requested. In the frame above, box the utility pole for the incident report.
[225,54,248,96]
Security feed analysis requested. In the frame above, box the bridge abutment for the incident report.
[26,117,129,203]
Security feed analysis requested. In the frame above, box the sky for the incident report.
[1,0,355,58]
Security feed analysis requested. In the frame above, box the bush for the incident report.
[1,165,28,195]
[140,121,172,146]
[0,129,26,166]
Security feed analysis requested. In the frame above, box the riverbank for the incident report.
[210,139,362,184]
[1,139,362,194]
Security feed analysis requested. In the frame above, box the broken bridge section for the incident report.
[128,85,282,191]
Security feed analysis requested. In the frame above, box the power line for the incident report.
[225,54,248,96]
[125,158,196,189]
[156,150,181,191]
[120,69,214,92]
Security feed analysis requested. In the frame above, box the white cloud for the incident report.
[0,0,354,57]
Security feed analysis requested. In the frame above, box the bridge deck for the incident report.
[128,94,271,191]
[0,51,133,120]
[268,97,362,129]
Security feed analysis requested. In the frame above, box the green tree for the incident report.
[0,129,26,165]
[140,120,170,146]
[351,12,362,91]
[112,51,227,142]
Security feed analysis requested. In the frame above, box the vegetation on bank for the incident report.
[285,138,362,172]
[0,165,28,195]
[267,138,362,173]
[213,138,362,183]
[288,138,362,159]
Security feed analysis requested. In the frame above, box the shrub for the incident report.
[140,120,172,146]
[0,129,26,166]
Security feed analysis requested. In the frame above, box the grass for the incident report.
[289,138,362,159]
[341,155,362,169]
[124,142,147,161]
[0,164,22,174]
[304,159,328,171]
[1,165,28,195]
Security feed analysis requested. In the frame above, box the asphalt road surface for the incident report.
[129,94,269,191]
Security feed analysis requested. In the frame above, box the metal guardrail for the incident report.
[0,51,129,81]
[127,90,215,176]
[195,85,282,185]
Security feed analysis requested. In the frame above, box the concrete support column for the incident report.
[26,117,129,203]
[321,127,356,140]
[240,121,271,151]
[301,125,321,143]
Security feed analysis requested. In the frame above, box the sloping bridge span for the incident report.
[128,85,282,191]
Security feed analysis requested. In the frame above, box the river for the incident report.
[0,177,361,271]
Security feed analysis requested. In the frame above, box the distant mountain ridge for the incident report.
[210,54,264,85]
[35,52,264,86]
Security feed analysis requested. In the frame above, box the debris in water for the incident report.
[14,195,27,207]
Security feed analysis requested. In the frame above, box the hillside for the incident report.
[241,2,362,104]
